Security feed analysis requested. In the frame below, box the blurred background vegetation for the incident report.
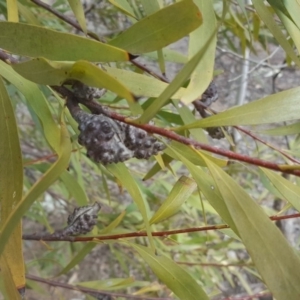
[1,0,300,299]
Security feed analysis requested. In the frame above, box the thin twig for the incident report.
[57,87,300,177]
[22,213,300,242]
[26,274,172,300]
[29,0,168,81]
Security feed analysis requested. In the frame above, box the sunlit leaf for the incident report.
[78,277,135,290]
[0,21,130,62]
[181,0,217,104]
[259,121,300,135]
[137,31,216,124]
[68,0,87,34]
[176,86,300,129]
[7,0,18,22]
[109,0,202,54]
[150,176,197,224]
[12,58,135,102]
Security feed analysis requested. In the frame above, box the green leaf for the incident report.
[109,0,202,54]
[200,154,300,300]
[181,0,217,104]
[0,76,25,290]
[60,170,88,206]
[252,0,300,67]
[105,66,186,98]
[78,277,135,290]
[7,0,18,22]
[100,211,126,234]
[58,243,96,276]
[137,30,216,124]
[128,243,209,300]
[165,141,228,168]
[0,256,21,300]
[150,176,197,224]
[68,0,87,34]
[259,121,300,135]
[12,58,135,102]
[176,86,300,129]
[0,21,130,62]
[107,163,155,251]
[108,0,137,20]
[283,0,300,31]
[165,145,237,232]
[272,3,300,54]
[261,168,300,212]
[0,115,72,257]
[0,61,61,152]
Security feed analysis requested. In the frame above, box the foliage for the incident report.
[1,0,300,299]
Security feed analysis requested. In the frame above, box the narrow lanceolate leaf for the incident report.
[181,0,217,104]
[12,58,135,102]
[68,0,87,34]
[7,0,19,22]
[109,0,202,54]
[283,0,300,31]
[128,243,209,300]
[0,256,21,300]
[261,168,300,212]
[260,121,300,136]
[252,0,300,67]
[150,176,197,224]
[108,0,137,20]
[107,163,155,251]
[0,61,60,152]
[0,22,130,62]
[176,86,300,129]
[273,5,300,54]
[58,243,96,276]
[201,155,300,300]
[0,77,25,291]
[0,117,72,257]
[137,31,216,124]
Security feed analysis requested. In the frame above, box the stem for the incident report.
[22,213,300,242]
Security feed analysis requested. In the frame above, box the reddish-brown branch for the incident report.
[26,274,171,300]
[29,0,168,81]
[235,126,300,164]
[22,213,300,242]
[69,94,300,177]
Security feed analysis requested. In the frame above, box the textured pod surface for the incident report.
[73,110,165,164]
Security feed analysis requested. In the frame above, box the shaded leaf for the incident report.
[0,61,60,152]
[252,0,300,67]
[201,154,300,300]
[259,121,300,135]
[107,163,155,250]
[12,58,135,102]
[0,77,25,290]
[128,243,209,300]
[60,170,89,206]
[78,277,135,290]
[0,115,71,256]
[261,168,300,212]
[58,243,96,276]
[0,21,130,62]
[109,0,202,54]
[100,211,126,234]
